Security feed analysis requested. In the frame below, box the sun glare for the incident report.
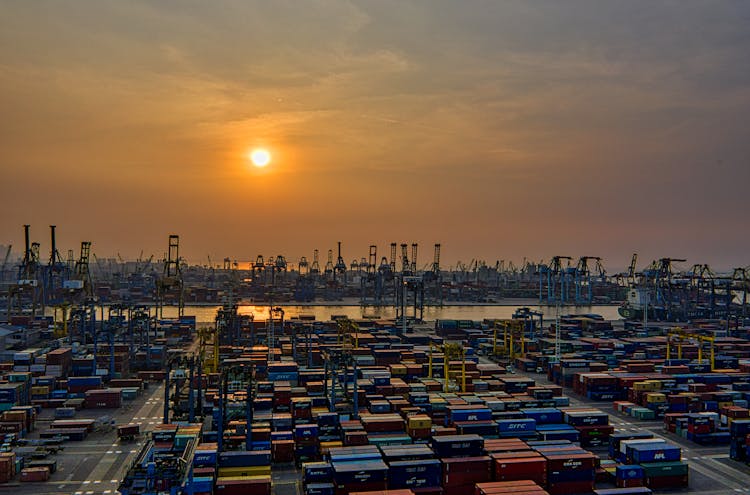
[249,148,271,167]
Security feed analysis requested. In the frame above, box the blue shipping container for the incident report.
[388,459,441,488]
[497,418,536,433]
[303,462,333,483]
[306,483,335,495]
[628,444,681,463]
[616,465,645,480]
[193,450,217,467]
[521,408,563,424]
[218,450,271,467]
[333,460,388,484]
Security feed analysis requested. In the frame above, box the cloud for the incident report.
[1,1,750,268]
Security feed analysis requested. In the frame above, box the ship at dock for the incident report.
[616,257,749,322]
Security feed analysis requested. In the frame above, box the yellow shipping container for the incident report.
[644,380,662,390]
[645,393,666,403]
[407,416,432,429]
[718,401,734,410]
[216,475,271,483]
[31,386,49,395]
[633,380,661,392]
[218,466,271,477]
[390,365,407,376]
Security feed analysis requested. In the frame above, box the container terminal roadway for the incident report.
[2,381,166,495]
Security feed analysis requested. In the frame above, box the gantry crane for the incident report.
[538,256,572,303]
[0,244,11,283]
[310,249,321,276]
[428,342,467,392]
[156,235,184,318]
[197,326,219,374]
[298,256,309,276]
[574,256,605,304]
[322,342,359,418]
[422,243,442,304]
[252,255,266,284]
[10,225,42,317]
[666,328,715,370]
[334,242,347,283]
[492,320,527,359]
[732,268,749,318]
[336,317,360,349]
[324,250,334,279]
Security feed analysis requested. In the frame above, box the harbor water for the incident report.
[142,303,622,323]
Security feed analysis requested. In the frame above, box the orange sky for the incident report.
[2,2,750,270]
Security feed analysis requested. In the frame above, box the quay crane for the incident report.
[156,235,184,318]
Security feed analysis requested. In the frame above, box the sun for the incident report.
[249,148,271,167]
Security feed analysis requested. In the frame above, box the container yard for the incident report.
[0,302,746,494]
[1,228,750,495]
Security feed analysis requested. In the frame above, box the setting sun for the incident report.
[249,148,271,167]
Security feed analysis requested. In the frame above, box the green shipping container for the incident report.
[121,388,139,401]
[640,461,689,477]
[367,435,412,446]
[631,408,656,420]
[174,434,193,449]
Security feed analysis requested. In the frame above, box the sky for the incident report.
[1,1,750,271]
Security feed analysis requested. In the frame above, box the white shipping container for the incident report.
[45,365,63,377]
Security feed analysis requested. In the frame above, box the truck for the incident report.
[117,423,140,442]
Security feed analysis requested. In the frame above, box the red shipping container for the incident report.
[336,481,388,495]
[252,428,272,441]
[215,476,271,495]
[492,451,543,460]
[546,480,594,495]
[442,456,492,474]
[645,475,688,489]
[617,478,644,488]
[475,480,539,495]
[407,428,431,439]
[443,485,475,495]
[272,440,295,463]
[544,453,598,472]
[688,424,712,435]
[344,431,369,446]
[412,488,443,495]
[442,471,492,487]
[351,491,414,495]
[494,457,547,486]
[20,467,49,482]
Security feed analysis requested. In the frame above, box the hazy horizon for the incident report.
[2,1,749,270]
